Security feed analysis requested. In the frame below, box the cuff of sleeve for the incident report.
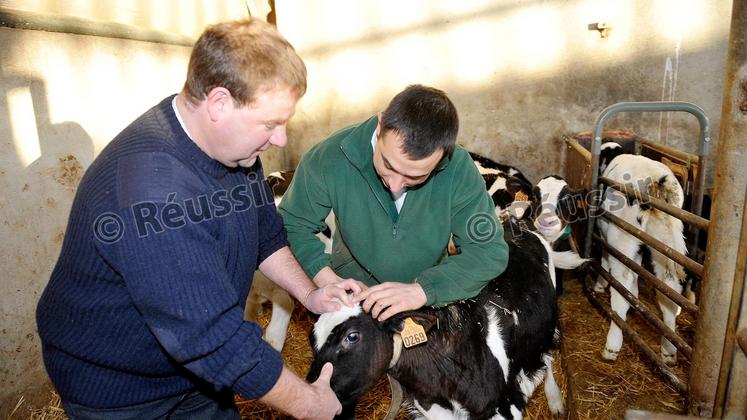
[304,255,332,280]
[233,341,284,400]
[257,236,289,265]
[416,276,437,306]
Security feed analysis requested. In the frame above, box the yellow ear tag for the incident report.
[514,191,530,202]
[401,317,428,348]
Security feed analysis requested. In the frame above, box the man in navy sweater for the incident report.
[36,19,361,420]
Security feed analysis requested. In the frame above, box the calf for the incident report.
[599,141,625,175]
[530,175,588,293]
[595,154,687,365]
[308,221,566,420]
[244,170,334,351]
[469,152,533,220]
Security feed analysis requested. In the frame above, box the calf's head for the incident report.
[307,304,435,417]
[532,176,582,242]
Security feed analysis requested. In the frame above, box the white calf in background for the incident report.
[244,170,334,351]
[595,154,687,365]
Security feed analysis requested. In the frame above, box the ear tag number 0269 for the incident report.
[514,191,530,202]
[401,317,428,348]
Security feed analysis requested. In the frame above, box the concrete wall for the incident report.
[277,0,730,185]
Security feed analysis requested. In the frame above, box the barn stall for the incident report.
[2,0,746,419]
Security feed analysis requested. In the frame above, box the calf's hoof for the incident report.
[601,348,619,361]
[661,351,677,366]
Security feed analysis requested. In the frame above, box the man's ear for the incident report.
[375,112,383,139]
[206,87,232,122]
[381,312,438,334]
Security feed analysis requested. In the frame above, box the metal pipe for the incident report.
[594,234,699,316]
[584,102,711,259]
[590,262,692,359]
[600,177,710,232]
[0,7,195,46]
[689,0,747,415]
[602,212,704,277]
[583,275,688,395]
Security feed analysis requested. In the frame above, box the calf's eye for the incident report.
[344,331,360,344]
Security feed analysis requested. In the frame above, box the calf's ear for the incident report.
[381,312,438,334]
[506,177,525,196]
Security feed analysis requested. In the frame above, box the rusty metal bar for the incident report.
[583,275,688,395]
[584,101,711,260]
[565,136,592,168]
[600,177,710,232]
[590,261,692,359]
[594,234,699,316]
[639,139,700,166]
[690,0,747,416]
[601,212,704,277]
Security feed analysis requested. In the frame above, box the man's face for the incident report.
[372,122,444,194]
[212,85,298,168]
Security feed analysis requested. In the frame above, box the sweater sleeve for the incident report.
[94,152,282,399]
[253,161,289,264]
[277,146,334,279]
[417,153,509,306]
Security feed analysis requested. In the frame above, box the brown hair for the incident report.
[183,18,307,106]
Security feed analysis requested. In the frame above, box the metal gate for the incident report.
[563,102,711,396]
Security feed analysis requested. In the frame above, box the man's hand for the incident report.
[260,364,341,420]
[353,282,427,321]
[304,280,366,314]
[305,362,342,420]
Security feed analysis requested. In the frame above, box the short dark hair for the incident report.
[183,18,307,106]
[380,85,459,160]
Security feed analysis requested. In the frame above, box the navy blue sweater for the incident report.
[36,95,286,408]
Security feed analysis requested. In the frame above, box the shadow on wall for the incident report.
[0,72,94,411]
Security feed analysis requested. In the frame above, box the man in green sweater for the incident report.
[279,85,509,321]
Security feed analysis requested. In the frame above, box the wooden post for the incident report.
[688,0,747,416]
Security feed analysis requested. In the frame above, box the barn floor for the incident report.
[16,270,695,420]
[556,273,693,419]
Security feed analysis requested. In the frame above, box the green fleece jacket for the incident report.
[279,116,508,306]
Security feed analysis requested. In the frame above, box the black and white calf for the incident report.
[244,170,334,351]
[530,175,588,294]
[469,152,533,220]
[530,175,583,245]
[594,154,687,365]
[308,221,568,420]
[599,141,625,176]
